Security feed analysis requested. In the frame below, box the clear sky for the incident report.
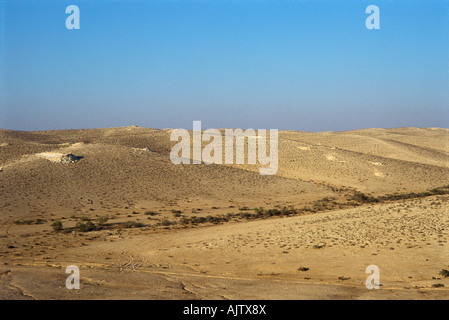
[1,0,448,132]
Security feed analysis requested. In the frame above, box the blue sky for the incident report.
[1,0,448,131]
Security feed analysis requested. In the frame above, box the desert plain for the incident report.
[0,126,448,299]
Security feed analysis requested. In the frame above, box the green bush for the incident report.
[51,220,63,232]
[97,216,109,225]
[75,221,96,232]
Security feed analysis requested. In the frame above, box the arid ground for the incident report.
[0,126,448,299]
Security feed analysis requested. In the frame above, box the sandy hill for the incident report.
[0,126,448,299]
[1,126,448,219]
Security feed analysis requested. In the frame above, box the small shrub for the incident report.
[439,269,449,278]
[51,220,63,232]
[266,209,281,216]
[239,212,252,219]
[190,216,206,224]
[75,221,96,232]
[218,214,229,222]
[97,216,109,226]
[205,215,218,223]
[351,192,371,203]
[158,218,175,226]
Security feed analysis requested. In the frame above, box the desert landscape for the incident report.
[0,126,448,299]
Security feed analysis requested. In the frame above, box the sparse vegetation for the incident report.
[311,197,339,211]
[158,218,176,226]
[18,185,449,238]
[439,269,449,278]
[75,221,96,232]
[377,185,449,202]
[51,220,63,232]
[97,216,109,226]
[178,214,230,226]
[345,186,449,206]
[239,211,252,219]
[14,219,46,225]
[120,221,144,229]
[180,217,190,225]
[350,192,378,203]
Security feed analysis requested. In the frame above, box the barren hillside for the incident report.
[0,126,448,299]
